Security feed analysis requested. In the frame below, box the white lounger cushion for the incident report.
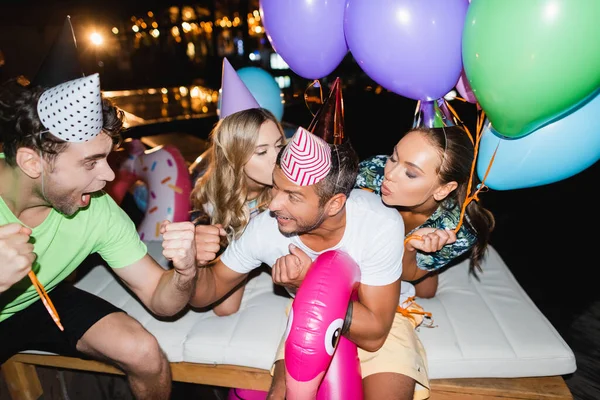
[417,246,576,378]
[73,245,290,371]
[42,244,576,379]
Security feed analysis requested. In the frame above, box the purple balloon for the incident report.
[260,0,348,80]
[345,0,469,101]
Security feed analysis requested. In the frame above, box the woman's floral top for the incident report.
[356,155,477,271]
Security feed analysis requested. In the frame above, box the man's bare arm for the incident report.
[345,279,401,352]
[189,257,248,308]
[113,254,196,317]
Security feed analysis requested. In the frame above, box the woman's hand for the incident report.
[406,227,457,253]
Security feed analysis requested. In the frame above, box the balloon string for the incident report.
[303,79,323,118]
[396,296,433,328]
[396,305,432,318]
[444,99,474,145]
[412,100,422,128]
[453,108,488,233]
[405,107,494,246]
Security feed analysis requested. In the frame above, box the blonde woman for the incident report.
[191,107,285,315]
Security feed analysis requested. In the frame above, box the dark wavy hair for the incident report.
[0,77,123,167]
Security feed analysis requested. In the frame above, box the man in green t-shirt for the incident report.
[0,74,197,399]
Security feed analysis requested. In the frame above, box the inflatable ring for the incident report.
[284,250,363,400]
[106,139,192,241]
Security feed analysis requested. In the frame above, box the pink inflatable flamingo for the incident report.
[284,250,363,400]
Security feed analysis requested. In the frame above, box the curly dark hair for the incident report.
[0,77,123,167]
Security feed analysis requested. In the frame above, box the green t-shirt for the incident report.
[0,154,147,322]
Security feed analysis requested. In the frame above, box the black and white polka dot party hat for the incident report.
[36,73,103,143]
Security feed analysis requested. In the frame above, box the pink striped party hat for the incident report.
[280,126,332,186]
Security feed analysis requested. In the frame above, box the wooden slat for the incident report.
[430,376,573,400]
[170,363,271,390]
[8,354,572,400]
[10,354,272,391]
[11,354,124,376]
[1,359,43,400]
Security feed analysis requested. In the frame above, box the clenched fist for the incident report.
[272,244,313,290]
[160,220,197,277]
[194,224,227,266]
[0,223,36,293]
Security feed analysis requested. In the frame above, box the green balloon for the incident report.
[463,0,600,138]
[433,102,446,128]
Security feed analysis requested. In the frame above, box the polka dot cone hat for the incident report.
[36,73,103,142]
[281,126,332,186]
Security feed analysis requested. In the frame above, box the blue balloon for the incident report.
[477,92,600,190]
[236,66,284,121]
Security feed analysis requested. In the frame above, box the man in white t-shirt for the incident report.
[191,127,430,400]
[222,186,402,288]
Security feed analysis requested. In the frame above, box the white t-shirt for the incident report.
[220,189,405,287]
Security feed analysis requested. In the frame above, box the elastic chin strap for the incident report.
[417,181,438,206]
[333,144,342,191]
[39,150,49,204]
[304,205,328,233]
[37,131,50,204]
[417,125,448,206]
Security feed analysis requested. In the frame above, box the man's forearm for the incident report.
[150,269,197,316]
[400,248,421,281]
[344,301,393,352]
[189,265,221,308]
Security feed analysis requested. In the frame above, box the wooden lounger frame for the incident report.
[2,353,573,400]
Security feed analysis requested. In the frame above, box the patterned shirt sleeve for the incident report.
[409,201,477,271]
[355,155,389,195]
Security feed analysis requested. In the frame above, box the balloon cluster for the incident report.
[260,0,468,118]
[466,0,600,190]
[260,0,600,190]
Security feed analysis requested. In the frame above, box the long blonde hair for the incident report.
[191,108,284,241]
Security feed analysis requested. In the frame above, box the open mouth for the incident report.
[275,214,294,224]
[80,185,105,206]
[81,193,92,207]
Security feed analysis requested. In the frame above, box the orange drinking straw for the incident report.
[28,271,64,331]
